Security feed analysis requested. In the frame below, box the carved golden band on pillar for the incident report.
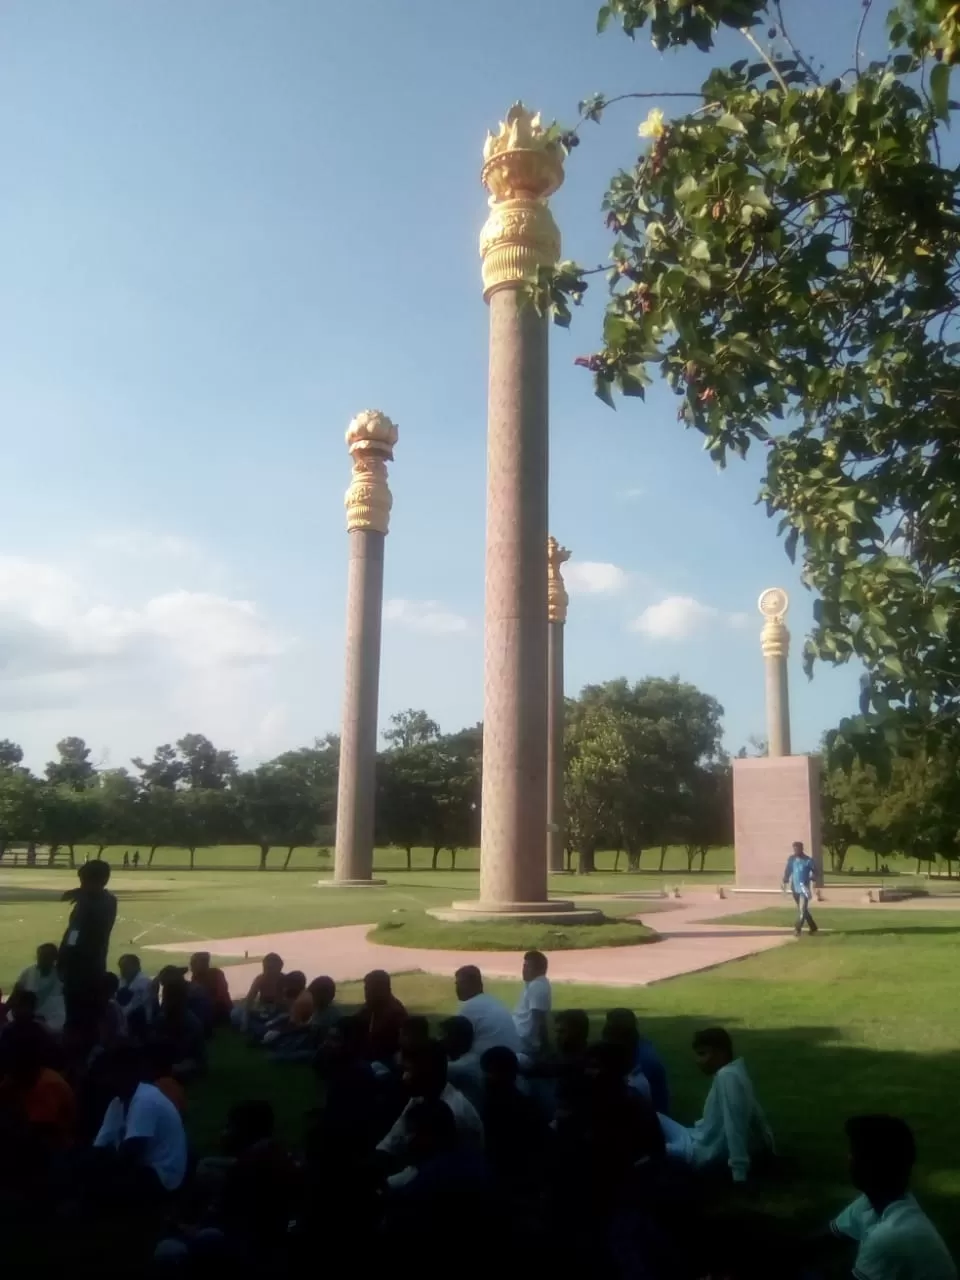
[345,409,398,535]
[547,535,571,623]
[479,103,564,301]
[758,586,790,660]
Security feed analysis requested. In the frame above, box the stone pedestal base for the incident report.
[316,878,387,889]
[437,900,604,925]
[733,755,822,891]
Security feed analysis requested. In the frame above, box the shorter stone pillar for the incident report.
[733,755,823,890]
[547,536,570,874]
[759,587,791,757]
[328,410,398,887]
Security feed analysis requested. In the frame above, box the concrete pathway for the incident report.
[146,891,960,995]
[147,896,800,993]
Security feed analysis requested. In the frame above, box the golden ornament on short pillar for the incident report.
[479,103,565,301]
[344,409,398,535]
[547,535,571,623]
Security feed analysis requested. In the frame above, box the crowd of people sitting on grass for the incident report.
[0,858,954,1279]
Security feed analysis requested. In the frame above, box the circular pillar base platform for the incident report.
[316,878,387,889]
[436,900,605,925]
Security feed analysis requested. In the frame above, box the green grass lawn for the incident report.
[9,839,957,882]
[368,909,660,950]
[189,911,960,1254]
[0,866,678,989]
[1,861,958,1251]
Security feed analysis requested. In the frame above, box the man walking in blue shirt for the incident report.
[782,841,819,937]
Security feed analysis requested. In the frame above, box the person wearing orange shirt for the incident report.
[0,1031,75,1150]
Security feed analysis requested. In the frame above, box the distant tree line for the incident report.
[4,674,951,875]
[0,677,733,872]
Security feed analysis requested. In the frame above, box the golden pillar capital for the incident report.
[548,535,571,624]
[344,409,398,535]
[758,587,790,659]
[479,103,564,301]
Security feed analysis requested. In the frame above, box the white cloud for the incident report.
[89,530,203,561]
[631,595,718,640]
[620,487,646,501]
[564,561,628,595]
[631,595,754,640]
[0,546,290,770]
[383,598,468,635]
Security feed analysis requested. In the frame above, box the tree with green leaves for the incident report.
[547,0,960,761]
[39,785,99,867]
[45,737,96,791]
[0,769,41,860]
[131,743,184,791]
[565,676,725,871]
[383,709,441,751]
[175,734,238,791]
[0,739,26,772]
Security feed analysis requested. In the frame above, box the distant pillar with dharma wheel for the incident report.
[547,536,571,875]
[329,410,398,887]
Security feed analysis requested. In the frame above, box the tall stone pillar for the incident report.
[758,587,791,758]
[547,536,571,874]
[473,104,570,912]
[330,410,398,886]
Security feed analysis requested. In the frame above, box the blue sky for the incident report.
[0,0,876,771]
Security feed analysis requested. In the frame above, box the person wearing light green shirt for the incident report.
[831,1115,956,1280]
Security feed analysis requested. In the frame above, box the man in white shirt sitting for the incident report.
[378,1041,484,1187]
[94,1046,188,1198]
[116,954,155,1033]
[830,1114,956,1280]
[454,965,520,1057]
[513,950,551,1061]
[658,1027,773,1184]
[13,942,66,1033]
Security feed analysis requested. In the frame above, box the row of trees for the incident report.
[5,675,957,874]
[0,677,733,871]
[822,735,960,877]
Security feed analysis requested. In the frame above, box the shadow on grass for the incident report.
[842,923,960,937]
[188,1002,960,1257]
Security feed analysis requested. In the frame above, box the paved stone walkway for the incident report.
[148,896,801,993]
[147,891,960,994]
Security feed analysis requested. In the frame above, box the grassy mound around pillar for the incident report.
[367,909,660,951]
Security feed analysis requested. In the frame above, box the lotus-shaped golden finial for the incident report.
[481,102,564,204]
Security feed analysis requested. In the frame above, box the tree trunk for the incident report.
[47,845,56,866]
[405,845,413,870]
[565,845,574,872]
[579,844,596,874]
[658,844,668,872]
[283,845,296,870]
[874,849,880,873]
[189,847,196,870]
[67,844,76,868]
[148,845,158,866]
[97,845,107,858]
[916,856,922,875]
[431,846,441,870]
[613,849,621,872]
[259,844,270,870]
[626,847,642,872]
[699,846,708,873]
[449,849,457,870]
[685,845,696,872]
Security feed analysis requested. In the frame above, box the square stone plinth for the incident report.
[733,755,822,890]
